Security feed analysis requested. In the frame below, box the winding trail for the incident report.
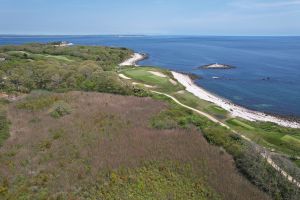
[118,53,300,188]
[151,91,229,129]
[151,90,300,188]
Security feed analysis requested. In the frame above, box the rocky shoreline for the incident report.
[119,53,148,66]
[172,71,300,129]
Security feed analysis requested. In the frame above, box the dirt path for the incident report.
[151,90,300,188]
[151,91,229,128]
[117,60,300,187]
[118,74,131,80]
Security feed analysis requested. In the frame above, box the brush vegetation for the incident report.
[0,100,9,147]
[0,92,269,199]
[1,44,300,199]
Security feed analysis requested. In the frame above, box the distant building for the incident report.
[54,41,74,47]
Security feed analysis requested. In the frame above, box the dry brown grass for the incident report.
[0,91,269,199]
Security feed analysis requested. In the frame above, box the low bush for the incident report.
[17,93,59,111]
[0,110,9,147]
[78,162,220,200]
[0,100,9,147]
[49,101,72,118]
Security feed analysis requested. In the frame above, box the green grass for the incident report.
[226,119,300,156]
[35,54,74,62]
[227,118,255,130]
[293,160,300,168]
[281,135,300,147]
[204,105,228,119]
[172,91,211,108]
[206,105,227,115]
[6,51,73,61]
[121,67,184,93]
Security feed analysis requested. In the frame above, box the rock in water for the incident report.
[199,63,236,69]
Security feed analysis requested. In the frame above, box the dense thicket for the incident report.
[0,43,146,96]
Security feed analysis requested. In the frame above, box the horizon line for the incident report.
[0,34,300,37]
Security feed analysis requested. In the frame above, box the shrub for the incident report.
[17,92,59,111]
[38,140,52,151]
[49,101,72,118]
[79,162,220,200]
[50,128,65,140]
[0,110,9,147]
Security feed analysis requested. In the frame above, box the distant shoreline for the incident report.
[120,52,300,128]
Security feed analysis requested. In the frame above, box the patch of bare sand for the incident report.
[149,71,167,78]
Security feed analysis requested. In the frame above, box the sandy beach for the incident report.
[172,71,300,129]
[119,53,145,66]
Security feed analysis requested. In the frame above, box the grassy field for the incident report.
[121,67,184,93]
[226,118,300,158]
[6,51,74,62]
[0,91,270,199]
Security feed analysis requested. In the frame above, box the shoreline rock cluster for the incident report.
[172,71,300,129]
[119,52,148,66]
[199,63,236,69]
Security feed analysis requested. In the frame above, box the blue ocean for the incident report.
[1,35,300,117]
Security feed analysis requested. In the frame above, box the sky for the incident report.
[1,0,300,36]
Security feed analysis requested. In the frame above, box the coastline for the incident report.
[172,71,300,129]
[119,53,147,66]
[120,52,300,129]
